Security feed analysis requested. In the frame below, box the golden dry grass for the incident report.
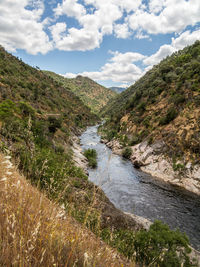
[0,153,135,267]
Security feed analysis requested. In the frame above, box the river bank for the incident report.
[79,125,200,252]
[72,133,153,230]
[103,138,200,196]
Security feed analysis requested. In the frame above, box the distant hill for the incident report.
[0,46,97,131]
[44,71,117,114]
[101,41,200,192]
[109,86,126,94]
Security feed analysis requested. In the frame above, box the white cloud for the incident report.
[51,26,103,51]
[143,44,175,66]
[114,23,131,39]
[172,29,200,50]
[52,0,123,51]
[63,72,77,78]
[54,0,86,19]
[0,0,52,54]
[143,28,200,66]
[110,51,146,64]
[63,28,200,86]
[63,50,145,85]
[129,0,200,36]
[149,0,166,14]
[49,22,67,42]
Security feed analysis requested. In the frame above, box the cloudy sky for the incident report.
[0,0,200,88]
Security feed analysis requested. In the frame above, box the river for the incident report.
[80,125,200,250]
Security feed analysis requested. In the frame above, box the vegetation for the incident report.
[101,41,200,163]
[0,154,129,267]
[44,71,117,114]
[122,147,132,159]
[0,45,97,128]
[84,148,97,168]
[134,220,197,266]
[0,45,198,265]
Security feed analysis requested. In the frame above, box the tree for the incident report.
[134,220,196,266]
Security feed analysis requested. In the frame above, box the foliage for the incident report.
[84,148,97,168]
[44,71,116,114]
[101,41,200,162]
[122,147,132,159]
[48,116,62,133]
[134,220,196,266]
[159,107,178,125]
[0,46,97,128]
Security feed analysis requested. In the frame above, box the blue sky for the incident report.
[0,0,200,88]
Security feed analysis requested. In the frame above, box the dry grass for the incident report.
[0,153,134,267]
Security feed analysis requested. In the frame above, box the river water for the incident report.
[80,125,200,250]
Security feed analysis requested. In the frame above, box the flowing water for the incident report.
[80,125,200,250]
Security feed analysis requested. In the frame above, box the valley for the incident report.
[0,41,200,266]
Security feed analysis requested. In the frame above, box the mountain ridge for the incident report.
[100,40,200,195]
[44,71,117,114]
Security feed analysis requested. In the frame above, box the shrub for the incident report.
[159,107,178,125]
[48,116,62,133]
[19,101,35,117]
[169,94,185,105]
[134,220,195,266]
[0,99,16,120]
[84,149,97,168]
[122,147,132,159]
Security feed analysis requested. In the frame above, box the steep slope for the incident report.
[101,40,200,194]
[44,71,117,114]
[0,46,148,264]
[0,46,97,131]
[0,153,131,266]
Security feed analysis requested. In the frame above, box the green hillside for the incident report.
[44,71,117,114]
[0,45,197,266]
[101,41,200,163]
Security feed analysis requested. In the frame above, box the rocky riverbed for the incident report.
[104,138,200,196]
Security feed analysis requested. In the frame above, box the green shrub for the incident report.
[169,94,185,105]
[48,116,62,133]
[134,220,195,266]
[0,99,16,120]
[19,101,35,117]
[122,147,132,159]
[159,107,178,125]
[84,148,97,168]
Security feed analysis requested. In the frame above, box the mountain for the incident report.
[101,40,200,194]
[0,46,97,131]
[44,71,117,114]
[0,45,143,265]
[109,86,126,94]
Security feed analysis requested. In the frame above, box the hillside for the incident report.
[44,71,116,114]
[0,45,156,265]
[0,46,98,132]
[0,153,132,266]
[101,40,200,194]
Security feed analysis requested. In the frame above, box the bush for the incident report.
[84,149,97,168]
[134,220,195,266]
[159,107,178,125]
[0,99,16,120]
[48,116,62,133]
[122,147,132,159]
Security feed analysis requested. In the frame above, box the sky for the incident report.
[0,0,200,88]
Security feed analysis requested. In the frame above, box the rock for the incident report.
[72,135,88,175]
[132,159,146,168]
[124,212,152,230]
